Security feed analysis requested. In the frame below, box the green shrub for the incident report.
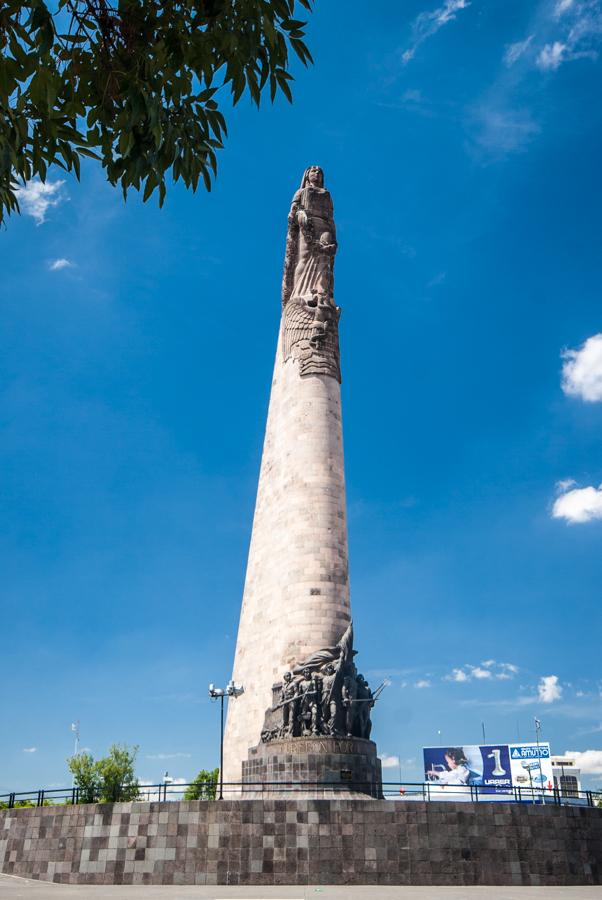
[183,768,219,801]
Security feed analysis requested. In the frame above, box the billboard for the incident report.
[424,744,512,793]
[423,742,553,797]
[508,743,553,792]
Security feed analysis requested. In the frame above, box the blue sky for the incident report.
[2,0,602,793]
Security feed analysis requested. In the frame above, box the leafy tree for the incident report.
[67,743,140,803]
[95,743,140,802]
[183,767,218,800]
[1,0,313,223]
[67,751,101,803]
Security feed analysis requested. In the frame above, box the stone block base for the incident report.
[242,736,382,798]
[1,798,602,886]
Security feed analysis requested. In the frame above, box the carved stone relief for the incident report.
[281,166,341,382]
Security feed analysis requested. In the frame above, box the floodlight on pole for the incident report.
[70,721,80,791]
[71,721,80,757]
[534,717,544,803]
[209,681,245,799]
[163,770,174,801]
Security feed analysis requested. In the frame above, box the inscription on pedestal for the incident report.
[258,738,367,755]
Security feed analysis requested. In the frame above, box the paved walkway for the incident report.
[1,875,601,899]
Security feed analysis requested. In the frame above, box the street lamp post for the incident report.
[70,721,80,790]
[534,717,544,804]
[71,720,80,757]
[209,680,244,800]
[163,771,173,802]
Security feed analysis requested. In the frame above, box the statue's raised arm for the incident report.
[280,166,341,382]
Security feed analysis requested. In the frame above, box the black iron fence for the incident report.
[1,781,601,809]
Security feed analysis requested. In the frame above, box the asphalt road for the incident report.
[1,875,601,900]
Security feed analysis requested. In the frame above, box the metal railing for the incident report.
[1,781,601,809]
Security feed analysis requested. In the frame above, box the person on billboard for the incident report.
[427,747,471,785]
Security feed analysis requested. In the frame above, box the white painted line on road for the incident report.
[0,873,61,885]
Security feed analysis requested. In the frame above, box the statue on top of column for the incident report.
[281,166,341,382]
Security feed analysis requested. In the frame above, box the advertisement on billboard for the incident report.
[423,742,553,798]
[508,743,553,792]
[423,745,512,794]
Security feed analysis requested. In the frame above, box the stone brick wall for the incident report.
[1,799,601,886]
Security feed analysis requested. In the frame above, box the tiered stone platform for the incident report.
[1,798,601,886]
[242,736,382,799]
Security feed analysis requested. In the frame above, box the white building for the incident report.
[551,755,582,798]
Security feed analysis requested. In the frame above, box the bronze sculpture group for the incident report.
[260,623,375,743]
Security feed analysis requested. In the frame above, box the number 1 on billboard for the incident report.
[487,748,506,776]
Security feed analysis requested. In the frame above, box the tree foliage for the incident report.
[183,767,218,800]
[68,751,101,803]
[0,0,313,223]
[67,744,140,803]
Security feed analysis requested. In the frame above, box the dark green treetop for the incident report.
[1,0,313,223]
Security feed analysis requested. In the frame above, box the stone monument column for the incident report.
[222,167,379,795]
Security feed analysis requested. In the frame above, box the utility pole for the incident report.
[534,717,544,804]
[71,720,80,757]
[70,721,80,790]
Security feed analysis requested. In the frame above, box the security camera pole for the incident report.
[209,680,244,800]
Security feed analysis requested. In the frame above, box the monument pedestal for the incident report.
[241,736,383,799]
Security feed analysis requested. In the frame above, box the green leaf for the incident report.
[0,0,315,225]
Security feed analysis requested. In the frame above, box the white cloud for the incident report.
[380,754,401,768]
[23,747,37,753]
[504,35,535,65]
[48,258,74,272]
[538,675,563,703]
[562,334,602,401]
[15,178,66,225]
[556,478,578,493]
[564,750,602,775]
[415,679,431,688]
[146,752,192,760]
[555,0,575,15]
[553,483,602,523]
[472,667,492,680]
[496,663,520,680]
[471,105,540,155]
[446,662,518,682]
[537,0,602,71]
[448,668,469,682]
[403,0,470,64]
[537,40,568,68]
